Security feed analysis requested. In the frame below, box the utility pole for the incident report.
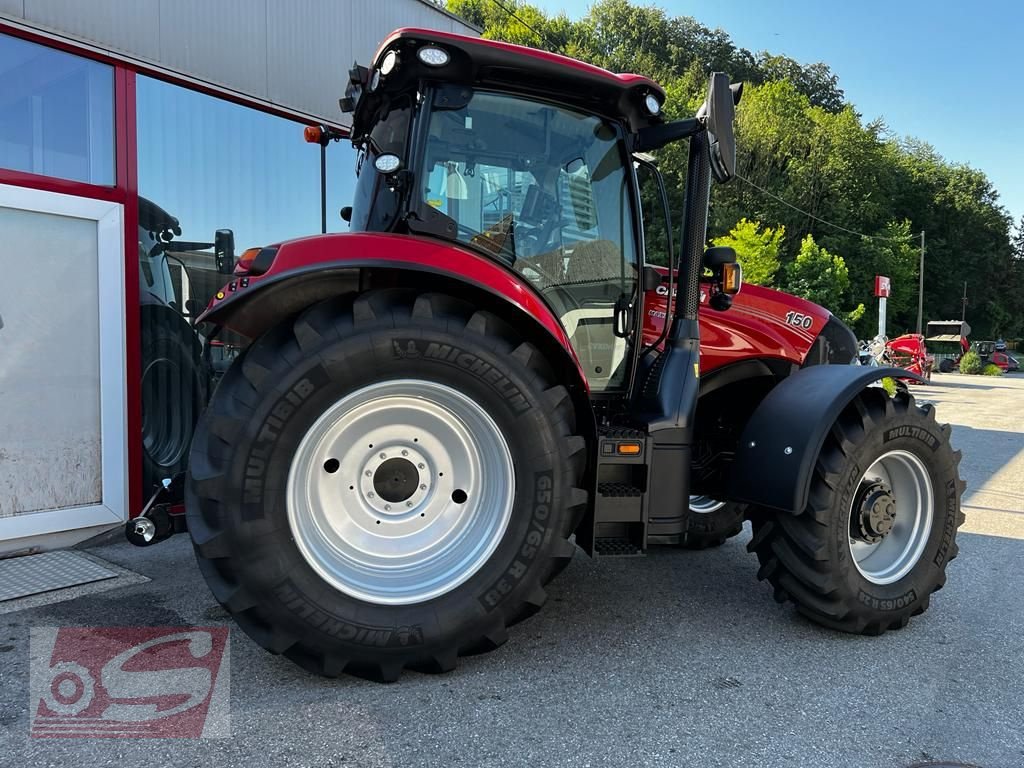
[961,281,968,322]
[916,230,925,334]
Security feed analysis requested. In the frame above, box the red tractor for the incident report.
[175,29,963,680]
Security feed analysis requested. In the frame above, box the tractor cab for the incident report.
[343,28,740,396]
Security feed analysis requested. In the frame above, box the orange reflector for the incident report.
[234,247,262,274]
[722,262,743,294]
[304,125,322,144]
[617,442,642,455]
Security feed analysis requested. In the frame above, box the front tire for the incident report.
[186,290,587,680]
[748,388,964,634]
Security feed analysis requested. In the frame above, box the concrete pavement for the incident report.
[1,372,1022,768]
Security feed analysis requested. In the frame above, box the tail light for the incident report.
[234,246,278,276]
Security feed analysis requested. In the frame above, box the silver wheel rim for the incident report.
[287,379,515,605]
[848,449,934,585]
[689,495,726,514]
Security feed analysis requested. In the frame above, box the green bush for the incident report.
[982,363,1004,376]
[959,350,983,374]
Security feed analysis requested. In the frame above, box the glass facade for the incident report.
[134,74,356,492]
[0,32,114,185]
[0,29,362,506]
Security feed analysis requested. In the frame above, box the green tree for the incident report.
[711,218,783,285]
[757,54,844,112]
[783,233,865,322]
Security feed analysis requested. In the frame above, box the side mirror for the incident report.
[340,206,353,223]
[700,73,743,183]
[214,229,235,274]
[704,245,742,311]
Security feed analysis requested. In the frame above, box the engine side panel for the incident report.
[643,279,832,372]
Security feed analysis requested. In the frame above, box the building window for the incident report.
[0,32,114,185]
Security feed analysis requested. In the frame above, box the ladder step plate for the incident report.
[598,482,643,498]
[594,537,644,557]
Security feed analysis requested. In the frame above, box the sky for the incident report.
[530,0,1024,226]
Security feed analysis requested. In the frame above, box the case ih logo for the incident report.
[29,627,230,738]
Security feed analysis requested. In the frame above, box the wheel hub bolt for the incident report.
[420,484,427,491]
[418,463,425,469]
[402,450,409,457]
[379,453,386,460]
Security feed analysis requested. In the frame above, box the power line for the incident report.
[735,172,918,242]
[488,0,565,55]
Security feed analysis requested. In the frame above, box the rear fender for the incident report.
[200,231,597,492]
[202,233,582,371]
[727,365,923,513]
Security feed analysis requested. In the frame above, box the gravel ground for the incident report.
[1,372,1022,768]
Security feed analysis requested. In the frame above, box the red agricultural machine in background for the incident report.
[135,29,965,681]
[857,333,931,385]
[975,340,1020,372]
[885,334,933,380]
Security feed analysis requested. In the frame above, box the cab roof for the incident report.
[362,27,666,133]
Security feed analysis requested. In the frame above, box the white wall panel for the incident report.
[266,0,354,126]
[22,0,159,61]
[157,0,269,101]
[3,0,479,125]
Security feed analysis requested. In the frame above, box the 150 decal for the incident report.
[784,311,814,329]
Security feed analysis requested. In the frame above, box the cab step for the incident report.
[594,536,644,557]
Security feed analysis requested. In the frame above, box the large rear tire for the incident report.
[186,290,587,680]
[141,315,206,495]
[748,388,964,634]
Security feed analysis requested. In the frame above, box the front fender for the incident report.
[728,365,923,513]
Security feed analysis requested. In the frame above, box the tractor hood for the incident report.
[643,276,848,372]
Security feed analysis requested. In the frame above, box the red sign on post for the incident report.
[874,275,891,298]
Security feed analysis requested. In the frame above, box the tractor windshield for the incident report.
[421,91,639,392]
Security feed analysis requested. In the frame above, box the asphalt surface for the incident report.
[2,372,1023,767]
